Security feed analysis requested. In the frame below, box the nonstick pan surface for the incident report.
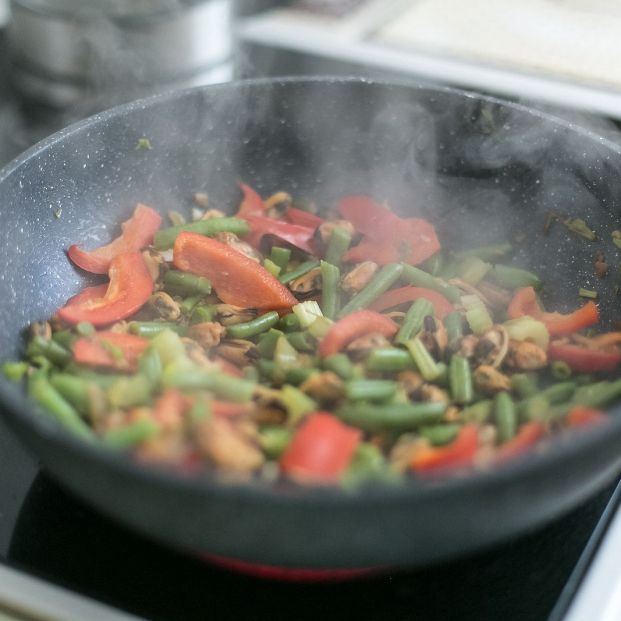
[1,77,621,570]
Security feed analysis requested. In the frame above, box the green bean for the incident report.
[163,270,212,296]
[190,305,215,325]
[365,348,415,372]
[129,322,187,338]
[154,217,250,250]
[103,420,159,449]
[456,242,513,262]
[28,373,94,440]
[541,382,577,405]
[345,379,397,402]
[420,424,460,446]
[107,375,152,409]
[50,374,92,415]
[284,367,318,386]
[2,362,29,382]
[27,336,71,367]
[138,347,162,388]
[443,311,463,346]
[52,330,76,350]
[260,426,292,459]
[338,401,446,432]
[551,360,572,380]
[517,382,576,419]
[320,260,340,320]
[270,247,292,272]
[489,264,542,290]
[342,443,400,487]
[277,313,301,332]
[286,331,316,353]
[323,353,354,380]
[263,258,281,277]
[396,298,434,344]
[188,395,210,422]
[461,399,492,423]
[338,263,404,318]
[511,373,538,399]
[280,385,317,424]
[401,264,461,303]
[325,227,352,267]
[522,396,550,422]
[435,362,449,387]
[406,338,441,381]
[572,379,621,409]
[163,364,256,402]
[257,328,284,359]
[257,359,277,381]
[420,253,444,277]
[180,295,203,315]
[279,260,321,285]
[226,311,279,339]
[449,355,473,404]
[494,392,517,442]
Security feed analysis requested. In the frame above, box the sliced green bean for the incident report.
[226,311,279,340]
[52,330,76,350]
[320,260,340,320]
[163,364,256,402]
[345,379,397,402]
[338,263,404,318]
[401,264,461,303]
[107,375,152,409]
[279,260,321,285]
[325,227,352,267]
[365,348,415,372]
[443,311,463,346]
[396,298,434,344]
[50,374,92,415]
[322,353,354,380]
[270,247,292,271]
[338,401,446,432]
[284,367,318,386]
[511,373,538,399]
[260,426,292,458]
[420,423,460,446]
[179,295,203,315]
[129,321,187,338]
[551,360,572,380]
[406,338,441,381]
[76,322,95,337]
[263,258,281,277]
[154,217,250,250]
[489,264,542,290]
[517,382,576,419]
[257,328,284,359]
[572,379,621,409]
[494,392,517,442]
[461,399,492,423]
[456,242,513,261]
[27,336,71,367]
[449,355,473,404]
[163,270,212,296]
[277,313,302,332]
[29,373,94,440]
[286,331,316,353]
[138,347,162,388]
[2,361,29,382]
[103,420,159,449]
[190,305,215,325]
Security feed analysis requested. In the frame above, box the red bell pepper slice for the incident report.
[338,195,440,266]
[280,412,362,483]
[368,286,454,319]
[318,310,398,357]
[67,204,162,274]
[337,195,401,239]
[211,401,254,418]
[242,215,316,254]
[495,422,546,463]
[173,232,298,312]
[507,287,599,337]
[237,183,266,217]
[57,252,154,326]
[153,389,190,431]
[213,355,244,378]
[411,424,479,474]
[64,284,109,308]
[548,341,621,373]
[73,331,149,371]
[567,406,607,428]
[285,207,324,229]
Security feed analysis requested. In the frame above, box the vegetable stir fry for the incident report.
[4,185,620,486]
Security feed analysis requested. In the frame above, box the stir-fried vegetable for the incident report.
[5,184,621,487]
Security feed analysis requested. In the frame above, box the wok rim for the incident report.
[0,75,620,511]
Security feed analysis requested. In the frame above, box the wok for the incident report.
[0,77,621,571]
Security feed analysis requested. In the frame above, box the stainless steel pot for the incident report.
[7,0,233,107]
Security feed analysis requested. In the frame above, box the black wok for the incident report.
[1,77,621,571]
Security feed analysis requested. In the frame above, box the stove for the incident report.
[1,21,621,621]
